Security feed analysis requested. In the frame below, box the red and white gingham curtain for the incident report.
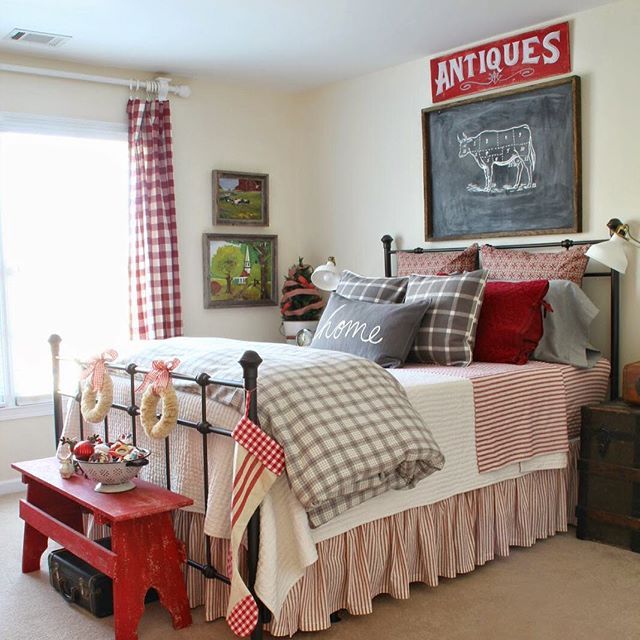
[127,99,182,339]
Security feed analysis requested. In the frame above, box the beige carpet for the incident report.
[1,492,639,640]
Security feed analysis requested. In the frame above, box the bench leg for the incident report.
[111,513,192,639]
[152,514,192,630]
[21,480,84,572]
[113,574,147,640]
[22,523,49,573]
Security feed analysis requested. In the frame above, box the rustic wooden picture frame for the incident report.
[203,233,277,308]
[423,76,581,240]
[212,170,269,227]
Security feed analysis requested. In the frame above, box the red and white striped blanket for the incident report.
[406,358,610,472]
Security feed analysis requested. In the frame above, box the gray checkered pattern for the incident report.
[115,338,444,527]
[405,269,488,366]
[336,270,408,303]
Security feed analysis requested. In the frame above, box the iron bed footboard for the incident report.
[48,334,268,640]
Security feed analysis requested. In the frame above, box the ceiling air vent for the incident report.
[4,29,71,48]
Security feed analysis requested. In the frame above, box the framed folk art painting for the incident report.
[212,170,269,226]
[422,76,581,240]
[203,233,278,308]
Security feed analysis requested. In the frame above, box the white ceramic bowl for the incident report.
[75,449,150,493]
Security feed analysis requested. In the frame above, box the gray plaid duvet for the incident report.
[115,337,445,527]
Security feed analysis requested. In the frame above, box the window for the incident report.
[0,114,129,417]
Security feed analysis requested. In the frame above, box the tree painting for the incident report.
[203,234,277,308]
[211,244,242,294]
[251,239,272,300]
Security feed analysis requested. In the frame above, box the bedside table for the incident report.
[577,401,640,553]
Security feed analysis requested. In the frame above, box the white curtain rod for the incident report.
[0,63,191,98]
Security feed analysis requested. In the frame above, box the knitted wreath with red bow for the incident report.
[137,359,180,439]
[80,350,117,424]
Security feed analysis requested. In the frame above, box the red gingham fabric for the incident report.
[136,358,181,394]
[232,415,286,477]
[227,595,259,638]
[79,349,118,391]
[127,99,183,340]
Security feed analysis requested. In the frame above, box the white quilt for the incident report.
[63,339,568,622]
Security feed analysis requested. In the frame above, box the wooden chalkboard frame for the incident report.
[423,76,581,241]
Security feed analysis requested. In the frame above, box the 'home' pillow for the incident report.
[335,270,408,303]
[397,244,478,276]
[480,244,590,285]
[310,293,430,368]
[404,269,488,366]
[473,280,549,365]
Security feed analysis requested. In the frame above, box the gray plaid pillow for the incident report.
[336,270,408,303]
[405,269,488,366]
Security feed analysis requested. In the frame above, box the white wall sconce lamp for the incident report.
[311,257,339,291]
[586,218,640,273]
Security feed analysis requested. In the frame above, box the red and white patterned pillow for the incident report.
[397,244,478,276]
[480,245,590,285]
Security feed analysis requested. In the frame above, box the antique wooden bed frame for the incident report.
[48,234,618,640]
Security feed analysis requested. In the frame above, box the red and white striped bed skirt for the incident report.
[170,438,580,636]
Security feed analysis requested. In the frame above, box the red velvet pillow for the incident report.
[473,280,550,365]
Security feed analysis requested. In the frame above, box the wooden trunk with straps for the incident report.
[577,401,640,552]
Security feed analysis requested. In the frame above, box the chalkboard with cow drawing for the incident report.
[422,76,580,240]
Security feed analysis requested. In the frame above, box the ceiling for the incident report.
[0,0,617,92]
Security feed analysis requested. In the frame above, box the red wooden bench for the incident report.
[12,457,193,640]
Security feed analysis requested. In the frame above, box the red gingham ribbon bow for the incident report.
[136,358,181,394]
[80,349,118,392]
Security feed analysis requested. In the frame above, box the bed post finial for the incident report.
[48,334,63,446]
[239,350,262,423]
[239,350,262,390]
[381,235,393,277]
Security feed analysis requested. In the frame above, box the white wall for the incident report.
[1,0,639,481]
[296,0,640,366]
[0,54,303,480]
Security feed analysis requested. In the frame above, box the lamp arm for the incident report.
[609,218,640,246]
[624,230,640,247]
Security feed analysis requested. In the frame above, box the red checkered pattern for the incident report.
[79,349,118,391]
[136,358,181,394]
[127,99,183,340]
[232,415,285,477]
[227,595,259,638]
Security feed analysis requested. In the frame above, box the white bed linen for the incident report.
[64,360,568,622]
[206,367,567,620]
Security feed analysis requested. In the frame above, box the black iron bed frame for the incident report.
[48,233,619,640]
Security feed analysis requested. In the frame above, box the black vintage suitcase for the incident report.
[577,402,640,553]
[48,538,157,617]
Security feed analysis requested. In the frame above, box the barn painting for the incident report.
[212,170,269,227]
[423,76,580,240]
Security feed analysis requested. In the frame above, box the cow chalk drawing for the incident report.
[457,124,536,194]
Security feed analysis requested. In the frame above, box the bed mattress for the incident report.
[62,343,610,619]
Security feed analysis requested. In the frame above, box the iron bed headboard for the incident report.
[48,336,269,638]
[381,234,620,400]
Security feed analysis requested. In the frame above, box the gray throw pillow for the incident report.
[335,270,408,303]
[533,280,601,368]
[310,293,430,368]
[405,269,488,366]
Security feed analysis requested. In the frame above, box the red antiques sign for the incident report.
[430,22,571,103]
